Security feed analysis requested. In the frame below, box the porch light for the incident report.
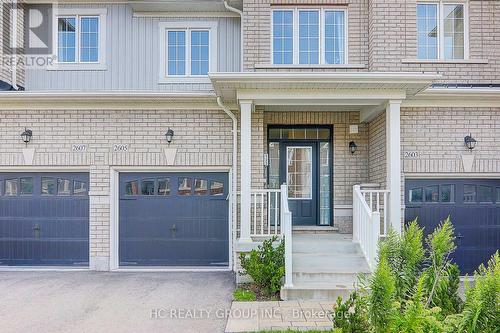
[349,141,357,154]
[21,128,32,146]
[464,134,477,150]
[165,128,174,145]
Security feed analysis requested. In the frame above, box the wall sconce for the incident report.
[165,128,174,145]
[464,134,477,150]
[349,141,357,154]
[21,128,32,146]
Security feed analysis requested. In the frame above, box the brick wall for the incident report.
[401,107,500,174]
[368,111,386,186]
[0,109,233,269]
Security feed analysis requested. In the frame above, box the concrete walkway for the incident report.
[225,301,335,332]
[0,271,234,333]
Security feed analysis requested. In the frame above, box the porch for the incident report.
[210,72,440,299]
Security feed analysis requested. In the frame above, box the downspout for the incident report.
[10,4,19,90]
[223,1,243,71]
[217,96,238,272]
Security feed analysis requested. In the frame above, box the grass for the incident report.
[254,330,333,333]
[233,288,256,301]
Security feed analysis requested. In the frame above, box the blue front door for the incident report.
[280,142,317,226]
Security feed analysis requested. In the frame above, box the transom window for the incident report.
[417,2,468,60]
[272,8,347,65]
[160,22,217,81]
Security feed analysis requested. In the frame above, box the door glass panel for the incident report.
[41,177,56,195]
[74,181,87,196]
[157,178,171,196]
[58,178,72,196]
[477,185,493,203]
[210,181,224,196]
[319,142,331,225]
[178,178,192,196]
[20,177,33,195]
[5,179,18,196]
[268,142,280,189]
[194,179,208,195]
[463,184,476,203]
[286,146,312,199]
[409,188,423,202]
[125,180,139,196]
[425,185,439,202]
[141,179,155,196]
[440,184,454,203]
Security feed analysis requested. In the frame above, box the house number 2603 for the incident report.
[404,151,419,158]
[113,144,129,152]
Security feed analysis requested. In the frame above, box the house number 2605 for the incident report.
[113,144,129,152]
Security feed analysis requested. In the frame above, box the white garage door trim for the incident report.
[0,166,91,272]
[109,166,233,272]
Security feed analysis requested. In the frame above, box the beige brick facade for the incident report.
[0,109,233,269]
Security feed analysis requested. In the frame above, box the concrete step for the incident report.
[281,283,354,301]
[293,254,371,274]
[292,271,368,286]
[293,226,339,234]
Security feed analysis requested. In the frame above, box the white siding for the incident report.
[25,4,241,91]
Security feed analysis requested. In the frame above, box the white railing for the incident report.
[250,189,281,237]
[353,185,383,270]
[360,188,389,236]
[281,184,293,288]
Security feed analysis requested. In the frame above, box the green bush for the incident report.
[239,236,285,296]
[333,217,500,333]
[233,288,256,301]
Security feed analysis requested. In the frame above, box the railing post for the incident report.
[281,184,293,288]
[353,185,360,243]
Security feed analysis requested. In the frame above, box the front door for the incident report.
[280,142,317,226]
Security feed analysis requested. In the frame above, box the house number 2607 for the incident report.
[113,144,129,152]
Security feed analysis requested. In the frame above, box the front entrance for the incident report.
[268,126,332,226]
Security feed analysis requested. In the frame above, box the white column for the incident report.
[239,100,253,242]
[386,100,402,234]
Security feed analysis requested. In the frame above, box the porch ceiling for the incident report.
[209,72,442,111]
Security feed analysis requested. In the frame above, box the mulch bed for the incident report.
[239,283,280,301]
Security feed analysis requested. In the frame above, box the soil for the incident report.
[239,283,281,301]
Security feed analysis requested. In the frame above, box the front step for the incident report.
[293,226,339,233]
[281,233,371,301]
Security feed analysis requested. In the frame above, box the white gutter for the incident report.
[217,96,238,272]
[223,1,243,71]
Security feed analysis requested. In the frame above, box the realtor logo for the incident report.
[2,1,54,55]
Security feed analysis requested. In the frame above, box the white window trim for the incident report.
[49,8,107,71]
[159,21,218,84]
[271,7,348,66]
[416,0,469,60]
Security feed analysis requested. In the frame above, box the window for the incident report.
[158,178,171,196]
[74,181,87,196]
[141,179,155,196]
[272,8,347,65]
[178,178,192,196]
[41,177,56,195]
[477,185,493,203]
[125,181,139,196]
[440,184,455,202]
[194,179,208,195]
[160,22,217,81]
[5,179,18,196]
[53,9,106,69]
[463,184,476,203]
[425,185,439,202]
[210,181,224,196]
[409,188,423,203]
[58,179,72,196]
[20,178,33,195]
[417,2,467,60]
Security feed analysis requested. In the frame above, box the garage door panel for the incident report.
[406,179,500,275]
[0,173,89,266]
[119,172,229,267]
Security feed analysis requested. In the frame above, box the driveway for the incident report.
[0,271,234,333]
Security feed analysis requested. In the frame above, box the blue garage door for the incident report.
[405,179,500,275]
[0,173,89,266]
[119,172,229,266]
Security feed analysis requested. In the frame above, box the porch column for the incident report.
[386,100,402,234]
[239,100,253,242]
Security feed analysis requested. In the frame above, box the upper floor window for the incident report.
[272,8,347,65]
[52,9,107,70]
[417,2,468,60]
[159,22,218,82]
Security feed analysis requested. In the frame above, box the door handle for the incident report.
[33,224,41,238]
[170,224,178,236]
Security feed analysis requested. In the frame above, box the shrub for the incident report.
[332,291,370,333]
[239,236,285,296]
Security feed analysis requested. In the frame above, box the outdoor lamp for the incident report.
[165,128,174,145]
[349,141,357,154]
[464,134,477,150]
[21,128,32,146]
